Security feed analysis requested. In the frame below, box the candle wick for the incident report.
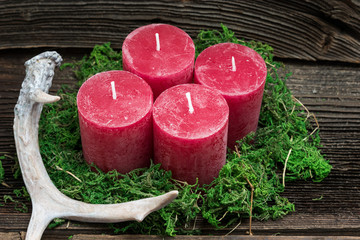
[232,56,236,72]
[185,92,194,114]
[111,81,117,100]
[155,33,160,51]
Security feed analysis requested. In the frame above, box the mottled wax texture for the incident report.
[122,24,195,98]
[77,70,153,174]
[153,84,229,185]
[194,43,267,149]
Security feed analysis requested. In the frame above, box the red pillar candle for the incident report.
[77,70,153,174]
[194,43,267,149]
[122,24,195,98]
[153,84,229,185]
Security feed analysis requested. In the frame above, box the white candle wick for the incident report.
[232,56,236,72]
[185,92,194,114]
[155,33,160,51]
[111,81,117,100]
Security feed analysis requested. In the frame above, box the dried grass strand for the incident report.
[282,148,293,187]
[55,165,82,183]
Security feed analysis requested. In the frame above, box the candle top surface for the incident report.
[122,24,195,78]
[195,43,267,96]
[77,70,153,128]
[153,84,229,139]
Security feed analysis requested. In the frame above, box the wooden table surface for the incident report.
[0,1,360,239]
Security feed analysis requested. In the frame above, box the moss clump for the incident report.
[0,157,4,184]
[195,25,331,229]
[13,25,331,235]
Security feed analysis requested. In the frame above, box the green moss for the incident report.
[13,25,331,235]
[0,156,4,182]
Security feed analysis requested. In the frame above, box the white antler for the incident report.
[13,51,178,240]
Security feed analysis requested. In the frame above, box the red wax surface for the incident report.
[77,70,153,174]
[194,43,267,149]
[153,84,229,185]
[122,24,195,98]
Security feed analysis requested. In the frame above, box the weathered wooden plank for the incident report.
[70,235,360,240]
[0,1,360,62]
[13,232,360,240]
[1,212,359,237]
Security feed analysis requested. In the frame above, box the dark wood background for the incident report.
[0,0,359,239]
[1,0,360,63]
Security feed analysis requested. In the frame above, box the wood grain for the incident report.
[71,235,360,240]
[8,233,360,240]
[0,232,19,240]
[0,1,360,62]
